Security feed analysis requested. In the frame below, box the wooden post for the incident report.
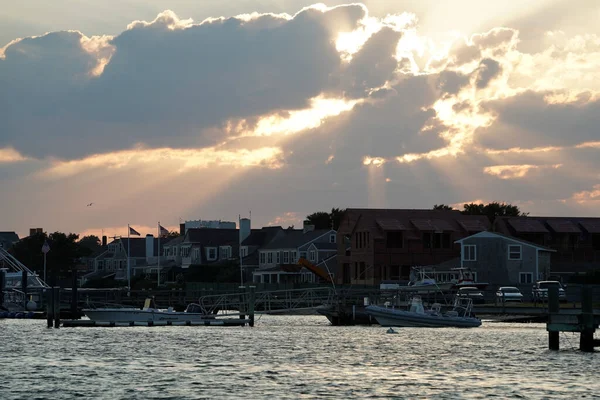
[248,286,255,327]
[239,287,246,321]
[71,268,78,319]
[0,269,5,310]
[53,287,60,328]
[46,288,54,328]
[548,286,559,350]
[580,286,594,352]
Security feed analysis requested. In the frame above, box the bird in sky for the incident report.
[87,203,94,207]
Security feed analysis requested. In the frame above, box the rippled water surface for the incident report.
[1,316,599,399]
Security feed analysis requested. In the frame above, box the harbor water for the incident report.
[1,315,599,399]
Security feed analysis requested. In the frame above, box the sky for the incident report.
[1,0,600,239]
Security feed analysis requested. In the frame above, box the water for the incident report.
[1,316,599,399]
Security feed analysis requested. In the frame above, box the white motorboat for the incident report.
[83,298,215,323]
[365,296,481,328]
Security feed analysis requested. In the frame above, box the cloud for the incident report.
[4,3,600,238]
[483,163,562,179]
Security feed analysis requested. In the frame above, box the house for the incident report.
[455,231,556,287]
[494,216,600,277]
[239,226,286,280]
[177,228,239,268]
[82,234,167,283]
[252,224,337,284]
[336,208,491,285]
[0,232,19,250]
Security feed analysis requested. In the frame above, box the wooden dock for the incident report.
[546,286,600,352]
[62,318,250,328]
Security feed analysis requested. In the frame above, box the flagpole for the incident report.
[127,224,131,293]
[157,222,161,288]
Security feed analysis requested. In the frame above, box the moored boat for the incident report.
[365,296,481,328]
[83,298,215,323]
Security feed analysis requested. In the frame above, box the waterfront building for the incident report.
[455,231,555,287]
[335,208,491,286]
[494,216,600,280]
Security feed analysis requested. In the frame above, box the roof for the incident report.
[546,219,581,233]
[117,237,168,258]
[183,228,239,246]
[337,208,491,239]
[163,236,185,246]
[0,232,19,245]
[310,242,337,250]
[495,216,600,235]
[455,231,556,252]
[262,229,333,250]
[241,227,284,247]
[507,218,549,233]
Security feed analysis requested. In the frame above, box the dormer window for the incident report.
[330,234,336,243]
[206,247,217,261]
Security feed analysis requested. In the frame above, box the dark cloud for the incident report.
[475,58,501,89]
[475,90,600,150]
[1,5,382,159]
[436,70,470,95]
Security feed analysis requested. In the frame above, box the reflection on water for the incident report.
[0,316,598,399]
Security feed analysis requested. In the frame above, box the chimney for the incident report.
[180,223,186,236]
[239,218,251,244]
[102,235,107,247]
[146,234,154,262]
[303,220,315,233]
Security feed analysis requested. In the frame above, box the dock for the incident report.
[62,319,250,328]
[546,286,600,352]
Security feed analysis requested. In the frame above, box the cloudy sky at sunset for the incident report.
[2,0,599,239]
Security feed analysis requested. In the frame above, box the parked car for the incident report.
[495,286,524,304]
[532,281,567,302]
[456,286,485,304]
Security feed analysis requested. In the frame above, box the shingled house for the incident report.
[494,216,600,279]
[336,208,491,286]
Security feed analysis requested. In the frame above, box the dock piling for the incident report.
[52,287,60,328]
[248,286,255,327]
[46,288,54,328]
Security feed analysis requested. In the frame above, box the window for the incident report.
[330,234,336,243]
[260,252,266,264]
[240,247,248,257]
[276,252,281,264]
[519,272,533,284]
[219,246,232,260]
[508,245,522,260]
[386,232,403,248]
[463,245,476,261]
[283,251,289,264]
[206,247,217,261]
[267,252,273,263]
[291,251,297,262]
[309,250,316,262]
[192,248,200,261]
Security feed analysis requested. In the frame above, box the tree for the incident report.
[461,202,526,223]
[305,208,346,230]
[305,212,332,230]
[330,208,345,230]
[433,204,455,211]
[9,231,83,282]
[78,235,102,257]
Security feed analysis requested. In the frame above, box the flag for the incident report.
[159,224,169,237]
[41,240,50,254]
[129,226,141,236]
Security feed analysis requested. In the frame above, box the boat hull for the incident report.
[365,305,481,328]
[82,308,213,323]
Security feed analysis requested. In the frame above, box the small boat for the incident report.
[365,296,481,328]
[83,298,215,323]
